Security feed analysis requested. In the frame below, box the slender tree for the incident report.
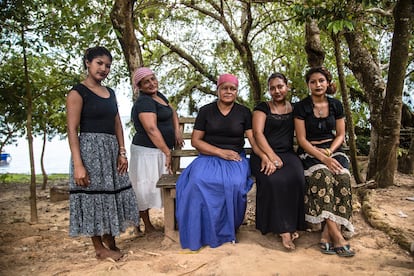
[375,0,413,186]
[332,32,363,184]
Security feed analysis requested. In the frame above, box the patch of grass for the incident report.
[0,173,69,184]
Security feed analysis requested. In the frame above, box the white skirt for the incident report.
[129,144,166,211]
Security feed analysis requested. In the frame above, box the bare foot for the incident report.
[280,233,295,251]
[95,248,123,261]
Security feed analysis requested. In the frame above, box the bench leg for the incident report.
[162,188,179,242]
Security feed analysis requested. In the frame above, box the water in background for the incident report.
[0,116,133,174]
[0,115,195,174]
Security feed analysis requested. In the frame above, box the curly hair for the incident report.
[305,66,337,95]
[83,46,112,70]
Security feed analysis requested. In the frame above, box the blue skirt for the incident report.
[176,153,253,250]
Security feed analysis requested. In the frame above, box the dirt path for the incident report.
[0,172,413,275]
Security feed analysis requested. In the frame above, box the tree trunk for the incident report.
[41,128,48,190]
[305,19,325,67]
[343,29,386,181]
[376,0,413,187]
[22,22,37,223]
[332,32,364,184]
[110,0,143,97]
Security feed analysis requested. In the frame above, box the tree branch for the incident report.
[155,33,216,83]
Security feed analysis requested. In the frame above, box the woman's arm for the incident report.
[246,128,275,175]
[66,90,90,186]
[329,118,346,153]
[169,104,184,149]
[139,112,172,172]
[252,110,283,166]
[114,113,128,174]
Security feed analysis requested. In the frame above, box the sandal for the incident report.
[319,242,336,255]
[334,245,355,257]
[291,232,300,242]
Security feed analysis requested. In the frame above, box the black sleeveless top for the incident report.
[72,83,119,134]
[254,101,294,153]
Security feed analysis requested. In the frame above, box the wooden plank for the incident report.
[178,117,196,124]
[156,174,179,188]
[171,149,199,157]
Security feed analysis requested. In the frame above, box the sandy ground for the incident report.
[0,171,413,276]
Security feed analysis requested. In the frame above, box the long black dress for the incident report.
[250,102,305,234]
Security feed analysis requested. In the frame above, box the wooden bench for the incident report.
[156,117,349,240]
[156,117,252,240]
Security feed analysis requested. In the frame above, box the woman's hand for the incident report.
[260,158,276,176]
[262,156,284,175]
[117,155,128,174]
[175,130,185,149]
[323,156,343,174]
[74,165,90,187]
[219,149,242,161]
[165,151,173,174]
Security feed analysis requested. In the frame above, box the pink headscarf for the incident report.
[133,67,154,89]
[217,73,238,88]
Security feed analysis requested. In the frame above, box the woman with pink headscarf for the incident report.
[129,67,183,234]
[176,73,257,250]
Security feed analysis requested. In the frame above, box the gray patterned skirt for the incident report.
[297,142,354,233]
[69,133,139,237]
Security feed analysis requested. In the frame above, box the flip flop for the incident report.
[291,232,299,241]
[319,242,336,255]
[334,245,355,257]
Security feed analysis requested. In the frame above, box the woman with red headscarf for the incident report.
[176,74,258,251]
[129,67,183,234]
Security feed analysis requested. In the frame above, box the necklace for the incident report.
[317,107,323,117]
[271,101,288,114]
[313,102,325,117]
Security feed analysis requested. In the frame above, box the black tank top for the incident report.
[71,83,118,134]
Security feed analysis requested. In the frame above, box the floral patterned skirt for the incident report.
[297,143,354,233]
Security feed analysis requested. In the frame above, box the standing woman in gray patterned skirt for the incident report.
[66,46,139,261]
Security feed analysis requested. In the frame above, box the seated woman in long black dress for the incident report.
[250,73,305,251]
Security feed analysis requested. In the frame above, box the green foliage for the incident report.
[133,1,312,113]
[0,173,68,185]
[0,52,26,151]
